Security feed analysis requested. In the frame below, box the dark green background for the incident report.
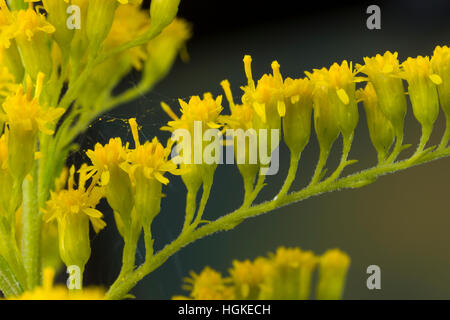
[75,0,450,299]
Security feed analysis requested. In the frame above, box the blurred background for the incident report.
[75,0,450,299]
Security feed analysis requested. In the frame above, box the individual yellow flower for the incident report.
[8,268,105,300]
[161,93,223,133]
[357,51,407,137]
[2,73,64,180]
[401,56,441,137]
[143,18,191,87]
[357,82,394,162]
[128,118,182,227]
[43,165,106,270]
[431,45,450,118]
[5,4,55,78]
[176,267,235,300]
[259,247,318,300]
[282,77,313,156]
[241,55,285,130]
[306,68,341,154]
[229,258,270,300]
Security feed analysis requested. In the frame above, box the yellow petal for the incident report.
[337,88,349,105]
[429,74,443,85]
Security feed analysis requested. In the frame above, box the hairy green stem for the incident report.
[105,144,450,300]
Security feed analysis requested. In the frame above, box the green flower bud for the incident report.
[86,0,118,53]
[150,0,181,33]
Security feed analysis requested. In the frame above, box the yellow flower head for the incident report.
[271,246,317,269]
[86,137,129,185]
[401,56,442,85]
[357,51,407,135]
[128,118,181,185]
[13,7,55,42]
[161,93,223,133]
[401,56,441,131]
[220,79,254,130]
[9,268,105,300]
[44,165,106,234]
[358,51,402,77]
[181,267,234,300]
[431,45,450,73]
[2,73,64,135]
[44,165,105,268]
[241,55,286,122]
[316,249,350,300]
[283,77,313,103]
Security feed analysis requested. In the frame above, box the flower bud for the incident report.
[42,0,74,50]
[150,0,180,33]
[86,0,119,53]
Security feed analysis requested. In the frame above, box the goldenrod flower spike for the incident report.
[43,165,106,273]
[401,56,441,153]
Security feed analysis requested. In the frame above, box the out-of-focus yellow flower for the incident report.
[316,249,350,300]
[43,165,105,270]
[143,18,191,87]
[175,246,350,300]
[104,4,149,70]
[8,268,105,300]
[175,267,235,300]
[3,73,64,180]
[401,56,441,135]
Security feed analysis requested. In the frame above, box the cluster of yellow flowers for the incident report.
[173,247,350,300]
[0,0,189,299]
